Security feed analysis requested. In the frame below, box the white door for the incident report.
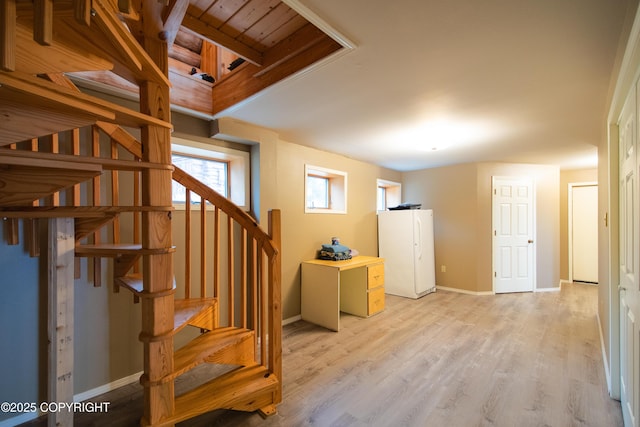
[492,177,535,293]
[619,88,640,427]
[571,184,598,283]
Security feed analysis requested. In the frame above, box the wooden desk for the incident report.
[301,256,385,331]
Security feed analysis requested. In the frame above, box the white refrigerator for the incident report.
[377,209,436,299]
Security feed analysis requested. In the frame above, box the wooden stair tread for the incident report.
[113,273,176,294]
[75,243,175,257]
[154,364,278,426]
[171,327,254,381]
[0,152,102,206]
[112,277,215,330]
[174,297,218,332]
[0,148,173,171]
[0,206,173,218]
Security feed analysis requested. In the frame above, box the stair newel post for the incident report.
[268,209,282,404]
[139,5,175,424]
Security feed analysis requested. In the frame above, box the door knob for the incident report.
[528,239,534,244]
[619,285,627,291]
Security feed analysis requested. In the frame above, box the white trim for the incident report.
[567,182,598,283]
[0,412,39,427]
[0,372,142,427]
[604,4,640,398]
[608,7,640,123]
[534,286,561,293]
[597,311,613,393]
[283,315,302,326]
[73,371,142,403]
[436,285,493,296]
[282,0,357,49]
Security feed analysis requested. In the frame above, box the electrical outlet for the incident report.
[441,265,446,273]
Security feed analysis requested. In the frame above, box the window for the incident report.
[306,175,330,209]
[305,165,347,214]
[172,153,228,204]
[171,136,250,210]
[377,179,401,211]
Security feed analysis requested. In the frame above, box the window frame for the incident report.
[377,179,402,212]
[305,164,347,214]
[171,136,250,211]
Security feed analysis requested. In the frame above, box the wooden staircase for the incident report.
[1,2,283,424]
[0,131,282,426]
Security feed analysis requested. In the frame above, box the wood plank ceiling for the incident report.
[85,0,343,117]
[0,0,343,146]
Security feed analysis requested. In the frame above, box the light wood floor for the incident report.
[22,282,622,426]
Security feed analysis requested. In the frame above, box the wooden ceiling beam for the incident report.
[162,0,189,47]
[212,33,341,114]
[181,13,263,66]
[0,0,16,71]
[254,22,326,78]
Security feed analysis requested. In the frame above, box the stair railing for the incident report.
[171,166,281,391]
[2,121,283,411]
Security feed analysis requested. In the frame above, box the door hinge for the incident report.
[494,271,497,277]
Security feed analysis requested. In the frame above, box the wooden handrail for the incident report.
[172,165,277,257]
[2,121,283,418]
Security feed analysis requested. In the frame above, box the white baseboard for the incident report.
[436,286,493,296]
[535,286,561,293]
[283,315,302,326]
[0,412,38,427]
[73,371,142,403]
[1,315,303,427]
[0,371,143,427]
[596,311,612,394]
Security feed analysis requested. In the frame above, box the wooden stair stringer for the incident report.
[142,364,279,427]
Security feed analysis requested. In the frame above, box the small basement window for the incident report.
[377,179,401,211]
[172,153,228,203]
[171,136,250,210]
[305,165,347,214]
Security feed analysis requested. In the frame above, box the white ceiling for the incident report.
[217,0,635,172]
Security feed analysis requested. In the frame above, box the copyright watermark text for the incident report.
[1,401,110,414]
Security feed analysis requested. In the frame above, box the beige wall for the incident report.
[403,162,560,293]
[559,168,598,280]
[212,118,402,319]
[402,164,479,292]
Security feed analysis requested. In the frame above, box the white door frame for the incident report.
[492,176,536,293]
[568,182,598,283]
[602,1,640,403]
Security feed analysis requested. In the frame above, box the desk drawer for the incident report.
[367,263,384,289]
[368,287,385,315]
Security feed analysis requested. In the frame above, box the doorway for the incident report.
[569,183,598,284]
[492,176,535,293]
